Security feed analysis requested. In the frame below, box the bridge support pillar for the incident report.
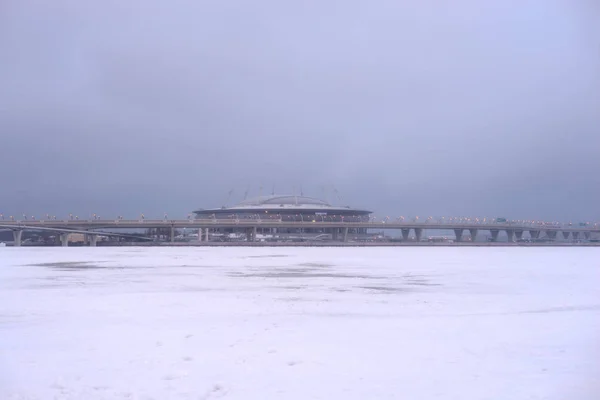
[245,227,257,242]
[170,226,175,243]
[572,232,580,240]
[332,228,339,241]
[60,233,70,247]
[342,227,349,242]
[205,228,210,241]
[490,229,499,242]
[89,235,98,247]
[198,228,203,241]
[414,228,423,242]
[529,230,540,240]
[454,229,463,242]
[506,229,515,242]
[401,229,411,241]
[469,229,478,242]
[515,230,523,241]
[562,231,570,240]
[546,231,557,241]
[584,232,591,240]
[12,230,23,247]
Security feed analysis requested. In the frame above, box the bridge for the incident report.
[1,218,599,246]
[0,223,153,246]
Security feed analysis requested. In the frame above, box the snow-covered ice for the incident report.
[1,247,599,400]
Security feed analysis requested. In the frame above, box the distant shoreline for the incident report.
[5,242,600,248]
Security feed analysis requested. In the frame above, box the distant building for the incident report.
[193,194,372,238]
[69,233,86,243]
[194,194,371,222]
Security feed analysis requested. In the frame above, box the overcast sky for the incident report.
[1,0,599,221]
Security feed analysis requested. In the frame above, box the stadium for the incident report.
[193,194,372,240]
[194,194,371,221]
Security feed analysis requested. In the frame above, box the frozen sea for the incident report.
[1,247,599,400]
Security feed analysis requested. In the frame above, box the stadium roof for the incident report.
[194,194,371,214]
[236,195,330,207]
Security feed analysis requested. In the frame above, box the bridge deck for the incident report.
[1,220,598,233]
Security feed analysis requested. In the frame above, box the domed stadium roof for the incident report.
[236,195,331,207]
[193,193,372,215]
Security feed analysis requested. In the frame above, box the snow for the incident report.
[1,247,599,400]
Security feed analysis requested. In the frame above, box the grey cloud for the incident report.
[1,0,599,221]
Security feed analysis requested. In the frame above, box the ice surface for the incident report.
[1,247,599,400]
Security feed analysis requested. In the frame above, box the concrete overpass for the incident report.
[1,219,598,246]
[0,224,153,246]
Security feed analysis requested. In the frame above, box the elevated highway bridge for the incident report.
[1,219,598,246]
